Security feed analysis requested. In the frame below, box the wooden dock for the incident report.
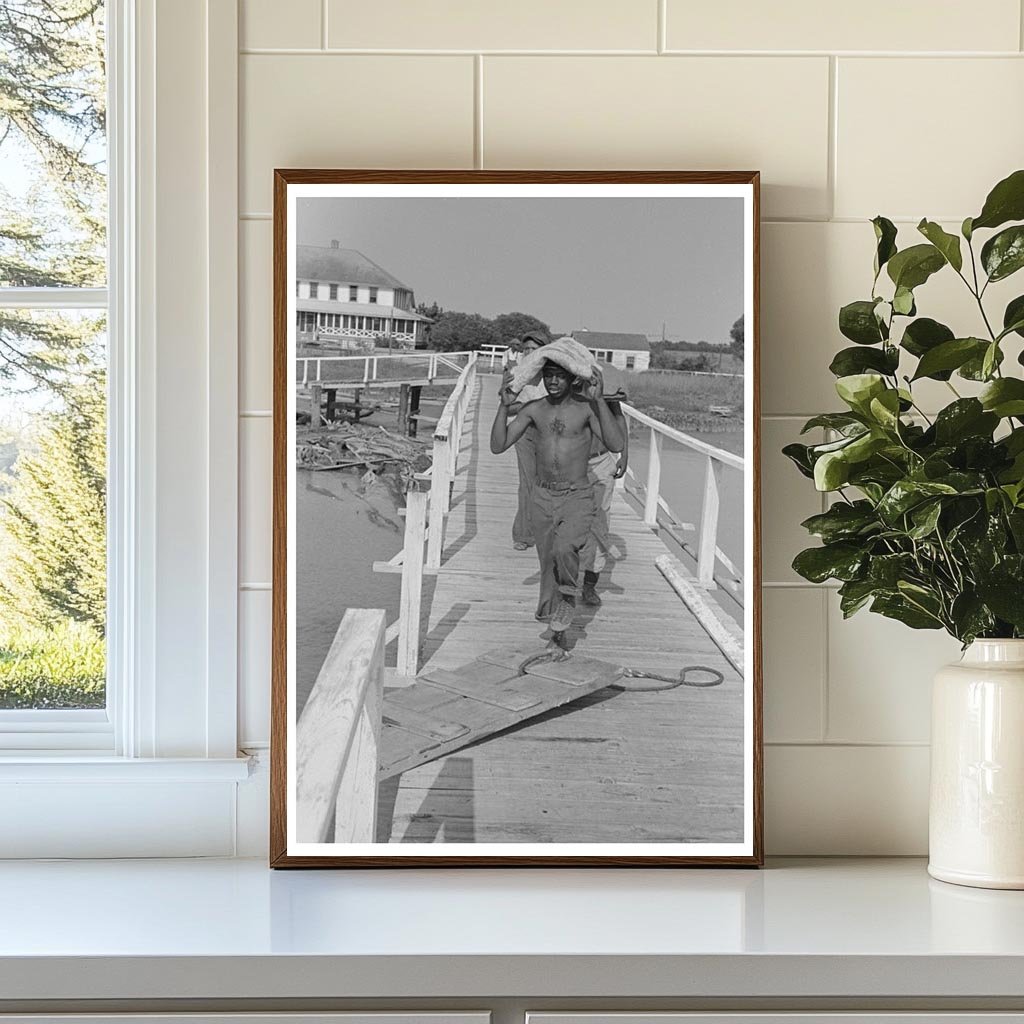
[376,377,745,845]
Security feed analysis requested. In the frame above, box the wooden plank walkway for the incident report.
[378,376,745,845]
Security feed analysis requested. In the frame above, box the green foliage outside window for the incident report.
[0,1,107,708]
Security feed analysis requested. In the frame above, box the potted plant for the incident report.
[785,169,1024,889]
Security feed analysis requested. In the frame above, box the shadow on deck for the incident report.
[381,376,746,845]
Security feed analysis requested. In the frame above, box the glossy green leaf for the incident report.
[871,594,943,630]
[982,341,1001,381]
[950,592,995,644]
[800,501,879,543]
[872,216,898,277]
[828,345,899,378]
[908,500,942,539]
[900,318,955,366]
[839,300,886,345]
[792,542,866,584]
[838,578,880,618]
[962,216,974,241]
[886,244,946,291]
[868,552,915,587]
[814,450,851,491]
[960,344,1004,380]
[976,580,1024,629]
[892,286,916,316]
[971,168,1024,232]
[981,225,1024,282]
[835,373,886,413]
[868,389,901,430]
[980,378,1024,418]
[781,442,814,479]
[800,412,865,435]
[933,399,999,444]
[877,479,958,523]
[911,337,987,380]
[917,218,963,272]
[1003,295,1024,340]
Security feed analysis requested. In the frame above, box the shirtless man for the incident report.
[490,360,625,653]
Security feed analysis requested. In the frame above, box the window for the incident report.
[329,283,338,300]
[0,1,108,716]
[605,351,614,363]
[349,285,358,301]
[368,287,378,304]
[309,281,318,299]
[626,356,635,369]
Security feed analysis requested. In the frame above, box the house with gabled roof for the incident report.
[295,242,431,350]
[572,330,651,372]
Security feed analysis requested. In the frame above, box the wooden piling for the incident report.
[397,383,410,434]
[309,383,322,426]
[408,385,421,438]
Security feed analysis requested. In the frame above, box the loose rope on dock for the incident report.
[516,652,724,691]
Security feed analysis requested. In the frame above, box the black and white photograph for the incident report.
[272,171,761,866]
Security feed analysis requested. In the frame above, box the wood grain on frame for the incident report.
[270,169,763,868]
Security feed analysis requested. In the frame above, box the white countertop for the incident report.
[2,857,1024,1002]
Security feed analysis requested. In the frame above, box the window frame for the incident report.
[0,0,242,770]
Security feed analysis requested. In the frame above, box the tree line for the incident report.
[417,304,552,352]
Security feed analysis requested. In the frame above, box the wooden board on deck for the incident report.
[377,649,625,780]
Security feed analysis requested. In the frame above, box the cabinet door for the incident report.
[0,1015,490,1024]
[529,1016,1024,1024]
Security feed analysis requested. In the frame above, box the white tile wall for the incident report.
[836,59,1024,221]
[483,56,831,219]
[326,0,658,52]
[236,2,1024,853]
[240,220,272,412]
[665,0,1021,53]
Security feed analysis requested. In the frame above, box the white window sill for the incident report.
[0,754,252,782]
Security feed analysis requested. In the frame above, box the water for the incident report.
[627,427,746,596]
[295,457,405,715]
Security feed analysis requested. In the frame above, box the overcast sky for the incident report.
[296,197,744,344]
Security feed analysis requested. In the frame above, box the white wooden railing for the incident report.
[371,352,479,675]
[621,404,744,591]
[295,608,385,843]
[479,344,510,371]
[296,350,473,387]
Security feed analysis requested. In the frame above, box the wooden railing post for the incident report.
[363,356,370,383]
[697,454,721,587]
[643,428,662,527]
[426,435,448,568]
[398,487,428,675]
[296,608,385,843]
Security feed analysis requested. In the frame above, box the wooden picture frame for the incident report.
[271,170,762,867]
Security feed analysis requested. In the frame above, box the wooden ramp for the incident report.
[378,647,623,779]
[379,377,746,845]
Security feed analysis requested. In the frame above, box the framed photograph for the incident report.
[270,170,762,867]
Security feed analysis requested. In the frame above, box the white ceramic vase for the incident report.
[929,639,1024,889]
